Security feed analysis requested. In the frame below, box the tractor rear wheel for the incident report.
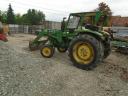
[29,41,39,51]
[57,47,67,53]
[68,34,104,70]
[40,45,54,58]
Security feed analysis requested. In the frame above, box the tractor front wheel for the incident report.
[40,45,55,58]
[68,34,104,70]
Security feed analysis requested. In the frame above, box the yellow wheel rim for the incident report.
[73,42,94,64]
[42,47,52,57]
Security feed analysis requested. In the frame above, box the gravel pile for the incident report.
[0,38,128,96]
[0,41,96,96]
[0,41,50,96]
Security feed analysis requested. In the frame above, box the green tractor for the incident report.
[29,11,111,70]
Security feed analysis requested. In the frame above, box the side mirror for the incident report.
[63,17,66,20]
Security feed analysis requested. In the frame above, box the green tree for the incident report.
[15,14,23,24]
[0,10,2,17]
[1,12,7,23]
[22,9,45,25]
[0,10,7,23]
[7,4,15,24]
[96,2,112,16]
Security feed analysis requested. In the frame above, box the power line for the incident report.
[1,0,69,21]
[13,5,68,16]
[4,0,70,14]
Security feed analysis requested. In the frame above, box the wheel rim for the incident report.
[42,47,52,57]
[73,42,94,64]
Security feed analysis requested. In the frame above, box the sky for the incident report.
[0,0,128,21]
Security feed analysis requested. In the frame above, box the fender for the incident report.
[76,29,108,41]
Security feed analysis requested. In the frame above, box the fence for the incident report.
[111,27,128,37]
[8,24,28,34]
[7,21,61,34]
[6,24,128,36]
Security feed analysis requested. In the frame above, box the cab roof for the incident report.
[69,11,102,17]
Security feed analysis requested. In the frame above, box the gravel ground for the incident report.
[0,34,128,96]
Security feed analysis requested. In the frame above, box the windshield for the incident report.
[67,15,80,29]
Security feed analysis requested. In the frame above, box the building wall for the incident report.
[111,16,128,27]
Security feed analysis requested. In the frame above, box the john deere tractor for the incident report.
[29,11,111,70]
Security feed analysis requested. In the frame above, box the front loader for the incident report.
[29,11,111,70]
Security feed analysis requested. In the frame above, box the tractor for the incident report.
[29,11,111,70]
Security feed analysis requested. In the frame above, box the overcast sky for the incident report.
[0,0,128,21]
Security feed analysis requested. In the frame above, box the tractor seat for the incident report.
[85,24,99,31]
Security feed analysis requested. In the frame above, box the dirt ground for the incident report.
[0,34,128,96]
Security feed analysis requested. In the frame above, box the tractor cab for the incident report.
[66,11,110,32]
[67,15,80,30]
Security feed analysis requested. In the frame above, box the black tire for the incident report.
[40,45,54,58]
[68,34,104,70]
[29,41,39,51]
[57,47,67,53]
